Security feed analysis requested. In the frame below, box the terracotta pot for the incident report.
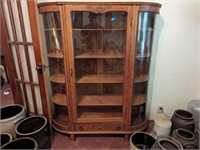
[171,128,197,148]
[171,109,195,132]
[129,132,156,149]
[151,135,183,150]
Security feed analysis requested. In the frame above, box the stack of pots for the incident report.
[170,109,198,149]
[129,132,183,150]
[129,109,199,149]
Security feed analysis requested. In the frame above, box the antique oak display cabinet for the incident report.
[38,1,161,139]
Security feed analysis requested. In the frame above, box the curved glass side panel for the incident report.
[131,12,157,126]
[42,12,69,131]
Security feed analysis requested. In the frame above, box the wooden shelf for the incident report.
[134,74,149,83]
[75,52,125,59]
[132,94,147,106]
[135,53,152,58]
[77,106,122,122]
[77,117,123,123]
[78,112,122,119]
[77,95,122,106]
[44,28,61,31]
[50,74,65,83]
[48,52,63,58]
[73,28,126,31]
[76,75,123,83]
[53,93,67,106]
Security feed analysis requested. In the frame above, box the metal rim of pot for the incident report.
[0,104,25,123]
[15,115,47,136]
[1,137,38,150]
[175,128,195,141]
[174,109,194,120]
[157,136,183,150]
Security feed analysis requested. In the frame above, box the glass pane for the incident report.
[132,12,156,126]
[42,12,69,128]
[43,13,61,29]
[134,57,151,78]
[43,12,62,54]
[136,12,156,56]
[72,12,127,29]
[71,11,127,119]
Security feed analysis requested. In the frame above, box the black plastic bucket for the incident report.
[15,116,51,149]
[1,137,38,149]
[0,133,12,147]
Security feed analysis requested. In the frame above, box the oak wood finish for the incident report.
[38,2,161,139]
[76,75,123,83]
[27,0,51,119]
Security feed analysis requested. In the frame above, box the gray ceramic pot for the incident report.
[171,128,197,148]
[171,109,195,132]
[129,132,156,149]
[151,135,183,150]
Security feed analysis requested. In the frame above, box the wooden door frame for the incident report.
[0,2,22,105]
[27,0,50,120]
[0,0,50,121]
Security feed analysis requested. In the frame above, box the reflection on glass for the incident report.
[72,12,127,29]
[42,12,68,128]
[136,12,156,56]
[43,12,62,53]
[71,11,127,119]
[132,12,156,126]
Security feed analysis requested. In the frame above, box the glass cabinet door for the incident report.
[131,12,157,126]
[71,11,127,121]
[42,12,69,131]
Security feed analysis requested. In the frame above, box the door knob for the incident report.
[36,64,48,74]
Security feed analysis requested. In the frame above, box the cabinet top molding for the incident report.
[38,2,161,14]
[38,1,161,7]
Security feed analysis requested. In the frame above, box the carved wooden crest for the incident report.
[86,5,112,14]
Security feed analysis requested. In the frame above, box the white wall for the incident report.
[37,0,200,119]
[149,0,200,119]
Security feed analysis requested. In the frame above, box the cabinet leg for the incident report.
[70,134,75,141]
[124,134,129,141]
